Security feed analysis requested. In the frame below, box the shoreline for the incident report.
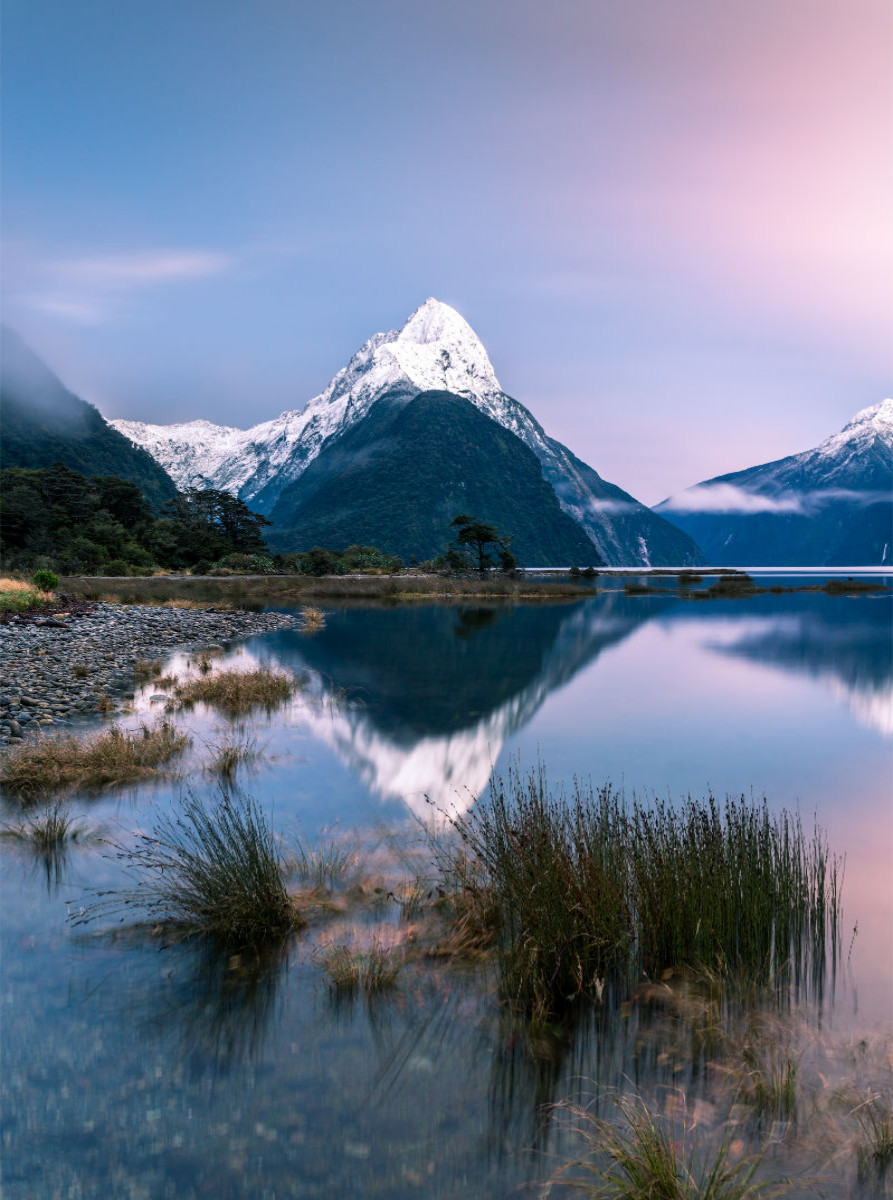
[0,602,302,746]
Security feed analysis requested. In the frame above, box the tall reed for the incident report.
[440,768,841,1019]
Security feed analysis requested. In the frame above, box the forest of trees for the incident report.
[0,463,519,580]
[0,464,275,575]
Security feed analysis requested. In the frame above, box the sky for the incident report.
[2,0,891,505]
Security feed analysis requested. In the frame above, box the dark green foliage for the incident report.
[1,463,160,574]
[268,389,602,566]
[161,489,272,566]
[278,544,403,576]
[31,569,59,591]
[447,514,514,573]
[441,768,840,1018]
[0,325,176,509]
[0,465,274,575]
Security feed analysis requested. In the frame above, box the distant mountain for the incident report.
[0,326,177,509]
[654,401,893,566]
[113,299,704,566]
[267,389,601,566]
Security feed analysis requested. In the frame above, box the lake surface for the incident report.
[2,580,891,1198]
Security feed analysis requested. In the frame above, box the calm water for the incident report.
[2,582,891,1197]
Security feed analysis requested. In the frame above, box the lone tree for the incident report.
[448,514,516,573]
[160,488,273,565]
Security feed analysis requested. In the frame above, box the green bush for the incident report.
[31,569,59,591]
[105,559,131,576]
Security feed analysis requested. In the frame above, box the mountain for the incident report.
[0,326,177,509]
[266,388,602,565]
[654,400,893,566]
[112,299,704,566]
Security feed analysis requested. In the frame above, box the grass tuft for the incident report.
[741,1043,799,1123]
[203,731,263,780]
[299,605,326,633]
[173,667,297,716]
[854,1094,893,1178]
[133,657,162,680]
[73,789,299,947]
[317,939,401,994]
[0,577,54,612]
[554,1093,765,1199]
[437,768,840,1018]
[0,720,190,800]
[292,833,357,890]
[2,800,85,849]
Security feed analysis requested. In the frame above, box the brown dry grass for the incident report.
[0,721,190,801]
[172,667,297,716]
[60,572,592,606]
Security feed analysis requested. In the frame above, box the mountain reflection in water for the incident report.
[706,602,892,735]
[255,595,666,816]
[251,591,891,820]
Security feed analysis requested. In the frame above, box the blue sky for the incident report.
[2,0,891,504]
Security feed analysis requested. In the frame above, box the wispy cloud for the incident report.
[52,250,231,286]
[587,498,640,515]
[3,242,233,326]
[661,483,891,515]
[661,484,803,515]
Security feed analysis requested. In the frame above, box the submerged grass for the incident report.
[854,1094,893,1178]
[299,605,326,633]
[73,789,299,947]
[203,731,264,781]
[437,768,841,1019]
[741,1043,799,1123]
[292,833,357,890]
[2,801,82,847]
[554,1093,765,1199]
[317,939,401,994]
[0,720,190,801]
[172,667,297,716]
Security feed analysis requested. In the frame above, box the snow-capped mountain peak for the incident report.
[811,398,893,470]
[841,398,893,441]
[110,298,507,507]
[388,297,502,395]
[108,298,702,565]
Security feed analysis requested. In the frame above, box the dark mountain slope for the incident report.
[655,401,893,566]
[268,389,603,566]
[0,326,177,509]
[542,436,706,567]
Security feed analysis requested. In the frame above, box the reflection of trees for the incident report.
[453,607,500,638]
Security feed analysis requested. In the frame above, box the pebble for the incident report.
[0,602,302,743]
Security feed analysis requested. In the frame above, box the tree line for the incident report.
[0,463,272,575]
[0,462,519,578]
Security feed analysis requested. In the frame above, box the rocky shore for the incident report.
[0,602,301,744]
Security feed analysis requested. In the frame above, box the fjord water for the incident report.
[2,583,891,1198]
